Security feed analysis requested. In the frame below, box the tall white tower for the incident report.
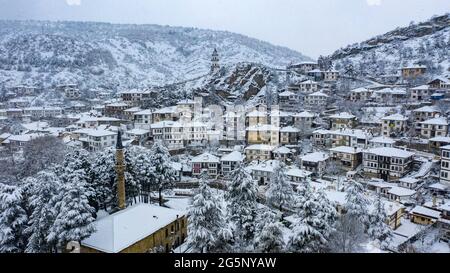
[211,48,220,74]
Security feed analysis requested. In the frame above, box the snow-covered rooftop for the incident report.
[81,204,185,253]
[244,144,275,151]
[220,151,244,162]
[278,91,296,97]
[388,187,416,197]
[351,87,370,93]
[293,111,315,118]
[410,206,441,219]
[410,85,430,90]
[126,129,150,135]
[286,168,312,178]
[399,177,419,184]
[192,152,220,163]
[420,117,448,126]
[329,146,362,154]
[246,110,267,117]
[280,126,300,133]
[329,112,356,119]
[363,147,414,158]
[274,146,292,154]
[429,136,450,143]
[246,124,279,131]
[412,106,440,113]
[370,136,396,144]
[381,113,408,121]
[308,91,328,97]
[301,152,329,163]
[74,128,117,137]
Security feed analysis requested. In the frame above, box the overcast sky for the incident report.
[0,0,448,58]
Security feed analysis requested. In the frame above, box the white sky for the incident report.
[0,0,448,58]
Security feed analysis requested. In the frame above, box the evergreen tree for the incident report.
[149,141,177,206]
[47,173,96,250]
[344,181,370,230]
[288,189,336,253]
[127,146,154,203]
[187,175,225,253]
[25,171,61,253]
[368,193,393,250]
[226,165,258,251]
[209,193,233,253]
[0,184,28,253]
[90,147,116,210]
[266,164,294,214]
[254,210,285,253]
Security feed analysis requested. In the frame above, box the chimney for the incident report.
[432,194,437,208]
[116,131,126,210]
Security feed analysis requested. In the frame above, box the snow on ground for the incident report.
[165,197,192,212]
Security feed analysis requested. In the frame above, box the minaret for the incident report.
[211,48,220,74]
[115,131,126,210]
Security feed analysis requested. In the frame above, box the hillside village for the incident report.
[1,16,450,254]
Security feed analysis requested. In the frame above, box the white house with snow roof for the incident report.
[363,147,415,181]
[381,113,408,137]
[293,111,315,132]
[244,144,275,161]
[191,152,220,178]
[220,151,244,177]
[329,112,357,130]
[305,91,328,108]
[410,85,432,102]
[300,151,330,176]
[420,117,449,139]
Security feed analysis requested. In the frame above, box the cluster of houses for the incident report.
[1,51,450,252]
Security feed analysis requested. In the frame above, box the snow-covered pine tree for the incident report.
[187,174,225,253]
[127,146,154,203]
[47,171,96,250]
[368,193,393,250]
[294,177,314,217]
[266,163,294,214]
[288,189,336,253]
[90,147,140,209]
[25,171,61,253]
[344,180,370,230]
[209,193,233,253]
[254,210,285,253]
[90,147,116,210]
[55,148,98,211]
[0,184,28,253]
[226,165,258,251]
[149,141,177,206]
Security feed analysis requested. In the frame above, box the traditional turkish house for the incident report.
[420,117,449,139]
[329,112,357,130]
[300,151,330,176]
[81,133,187,253]
[440,145,450,187]
[401,65,426,80]
[412,106,441,134]
[329,146,363,171]
[363,147,415,181]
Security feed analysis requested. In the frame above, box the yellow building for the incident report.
[401,66,426,79]
[81,204,187,253]
[410,206,441,225]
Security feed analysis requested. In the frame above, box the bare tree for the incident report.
[21,136,67,178]
[328,214,367,253]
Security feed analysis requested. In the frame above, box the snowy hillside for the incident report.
[329,14,450,77]
[0,20,309,92]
